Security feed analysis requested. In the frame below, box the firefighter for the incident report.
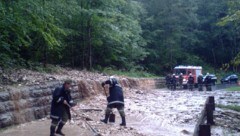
[178,73,183,89]
[197,74,203,91]
[205,73,212,91]
[165,74,171,89]
[101,76,126,126]
[50,80,76,136]
[188,73,194,91]
[171,74,177,91]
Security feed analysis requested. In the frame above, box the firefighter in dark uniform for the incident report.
[101,76,126,126]
[165,74,171,89]
[50,80,76,136]
[188,73,194,91]
[178,73,183,89]
[171,74,177,91]
[197,74,203,91]
[205,73,212,91]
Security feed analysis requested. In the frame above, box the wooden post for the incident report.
[199,124,211,136]
[208,96,215,110]
[206,103,214,125]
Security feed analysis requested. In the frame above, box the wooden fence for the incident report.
[193,96,215,136]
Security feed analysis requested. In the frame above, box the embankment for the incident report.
[0,78,164,128]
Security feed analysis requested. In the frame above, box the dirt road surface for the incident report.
[1,88,240,136]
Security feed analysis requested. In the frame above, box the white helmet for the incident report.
[109,76,118,86]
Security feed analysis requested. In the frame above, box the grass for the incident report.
[226,86,240,91]
[217,104,240,112]
[102,68,158,78]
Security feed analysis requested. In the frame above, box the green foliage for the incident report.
[217,104,240,112]
[0,0,147,70]
[102,67,156,78]
[216,0,240,72]
[227,86,240,91]
[140,0,202,74]
[1,0,240,75]
[26,62,61,73]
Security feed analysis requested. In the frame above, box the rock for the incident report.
[181,129,190,134]
[4,101,15,112]
[46,76,56,81]
[0,103,6,113]
[0,92,10,101]
[0,113,14,128]
[17,75,27,82]
[34,108,46,119]
[136,90,143,94]
[30,90,43,98]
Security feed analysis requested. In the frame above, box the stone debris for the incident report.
[0,67,124,87]
[181,129,191,134]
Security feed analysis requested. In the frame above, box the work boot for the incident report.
[50,126,56,136]
[120,116,126,126]
[100,114,109,124]
[56,123,65,136]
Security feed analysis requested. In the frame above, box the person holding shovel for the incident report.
[101,76,126,126]
[50,80,76,136]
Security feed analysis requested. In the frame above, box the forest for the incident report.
[1,0,240,75]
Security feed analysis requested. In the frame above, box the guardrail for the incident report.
[193,96,215,136]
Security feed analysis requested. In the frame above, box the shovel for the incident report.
[66,103,93,121]
[65,103,101,136]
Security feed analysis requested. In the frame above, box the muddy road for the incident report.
[1,88,240,136]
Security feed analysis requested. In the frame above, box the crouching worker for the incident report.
[101,76,126,126]
[50,80,76,136]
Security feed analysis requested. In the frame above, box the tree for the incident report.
[217,0,240,71]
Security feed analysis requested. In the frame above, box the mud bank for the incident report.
[0,78,164,128]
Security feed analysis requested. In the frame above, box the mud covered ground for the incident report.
[0,88,240,136]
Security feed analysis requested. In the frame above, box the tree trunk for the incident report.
[43,45,47,68]
[87,21,92,70]
[71,44,75,68]
[212,48,216,73]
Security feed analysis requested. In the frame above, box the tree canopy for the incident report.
[1,0,240,74]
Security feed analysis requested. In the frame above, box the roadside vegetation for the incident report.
[227,86,240,92]
[217,104,240,112]
[102,67,157,78]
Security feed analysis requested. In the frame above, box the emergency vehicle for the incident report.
[173,65,202,88]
